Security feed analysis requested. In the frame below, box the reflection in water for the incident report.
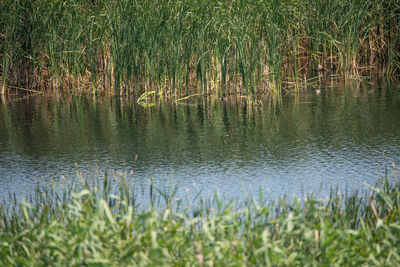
[0,82,400,203]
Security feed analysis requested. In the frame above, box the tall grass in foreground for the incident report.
[0,0,399,97]
[0,170,400,265]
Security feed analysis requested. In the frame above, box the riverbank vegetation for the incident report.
[1,0,400,97]
[0,170,399,265]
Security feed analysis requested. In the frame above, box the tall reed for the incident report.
[0,0,399,97]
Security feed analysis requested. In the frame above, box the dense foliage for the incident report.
[1,0,399,96]
[0,171,399,266]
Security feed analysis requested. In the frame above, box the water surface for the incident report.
[1,81,400,203]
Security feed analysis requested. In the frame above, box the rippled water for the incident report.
[1,81,400,203]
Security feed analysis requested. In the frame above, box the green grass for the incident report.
[0,169,399,266]
[0,0,400,97]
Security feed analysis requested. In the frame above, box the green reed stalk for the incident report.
[0,0,399,97]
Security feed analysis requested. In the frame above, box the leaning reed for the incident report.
[0,170,399,265]
[1,0,400,97]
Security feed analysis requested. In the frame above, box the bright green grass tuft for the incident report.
[0,169,399,266]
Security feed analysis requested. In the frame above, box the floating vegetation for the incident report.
[0,0,399,98]
[0,169,399,265]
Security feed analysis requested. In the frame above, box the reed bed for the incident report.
[0,170,399,265]
[1,0,399,97]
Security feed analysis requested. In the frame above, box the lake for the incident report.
[1,80,400,204]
